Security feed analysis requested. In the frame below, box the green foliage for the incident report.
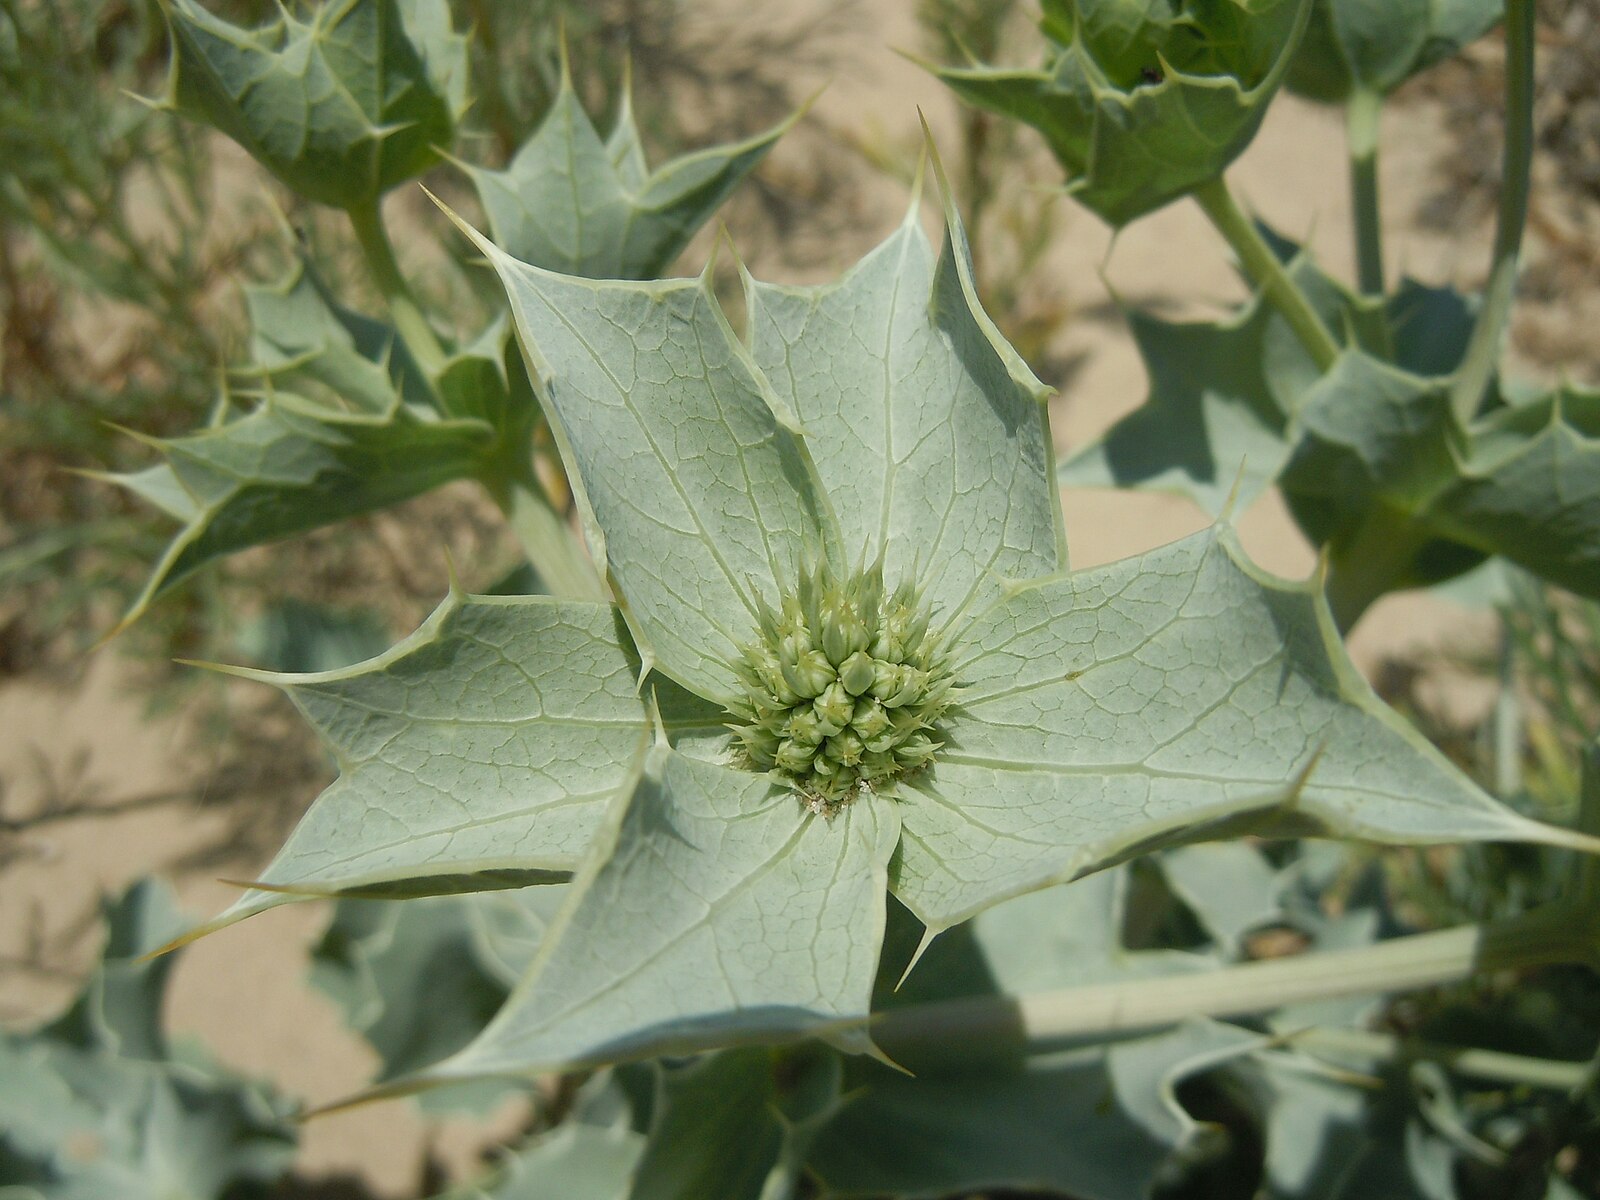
[310,889,561,1113]
[1282,361,1600,597]
[1286,0,1505,103]
[178,166,1585,1106]
[50,1,1600,1195]
[105,264,507,624]
[111,0,810,623]
[933,0,1312,226]
[463,70,793,280]
[161,0,469,211]
[1057,237,1358,510]
[0,880,295,1199]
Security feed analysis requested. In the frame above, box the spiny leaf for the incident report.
[1059,234,1472,514]
[455,220,840,706]
[309,889,564,1114]
[113,393,496,625]
[626,1046,842,1200]
[0,881,296,1200]
[161,0,467,210]
[1282,357,1600,598]
[407,747,898,1087]
[934,0,1312,226]
[465,73,795,279]
[892,524,1573,933]
[810,869,1238,1200]
[743,169,1065,625]
[182,595,716,942]
[110,267,504,626]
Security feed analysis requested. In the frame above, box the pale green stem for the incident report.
[1290,1026,1591,1091]
[346,199,448,379]
[486,469,605,601]
[1448,0,1534,425]
[1491,622,1522,798]
[1192,175,1341,374]
[871,902,1595,1060]
[1347,87,1385,299]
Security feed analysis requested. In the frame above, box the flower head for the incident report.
[732,558,956,813]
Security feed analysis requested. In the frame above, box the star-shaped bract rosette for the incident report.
[187,151,1589,1100]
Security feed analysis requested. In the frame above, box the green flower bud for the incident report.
[161,0,467,212]
[821,596,869,666]
[838,651,878,696]
[781,649,835,699]
[774,739,815,774]
[850,698,890,742]
[738,724,781,763]
[870,661,905,702]
[883,666,927,709]
[894,733,940,770]
[934,0,1310,227]
[730,559,955,814]
[813,682,855,736]
[859,751,899,781]
[826,730,864,767]
[755,660,800,708]
[786,708,825,747]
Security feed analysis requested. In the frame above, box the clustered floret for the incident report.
[729,558,957,815]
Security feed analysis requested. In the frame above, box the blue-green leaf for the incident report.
[466,75,793,280]
[161,0,467,209]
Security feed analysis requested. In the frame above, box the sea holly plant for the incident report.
[161,150,1600,1111]
[939,0,1600,631]
[0,880,296,1199]
[930,0,1313,227]
[113,0,795,622]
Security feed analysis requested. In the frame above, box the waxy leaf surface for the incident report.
[467,78,791,280]
[1282,356,1600,598]
[892,525,1563,932]
[200,596,715,937]
[1059,236,1471,515]
[935,0,1309,226]
[112,268,498,624]
[1287,0,1504,102]
[310,888,564,1113]
[162,0,467,209]
[744,190,1063,625]
[463,230,838,704]
[416,748,897,1083]
[810,869,1238,1200]
[204,174,1581,1099]
[0,882,295,1200]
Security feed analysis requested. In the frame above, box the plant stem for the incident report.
[1290,1026,1590,1091]
[347,199,448,378]
[1192,175,1340,374]
[1346,88,1385,298]
[1448,0,1535,425]
[871,902,1595,1061]
[486,468,605,600]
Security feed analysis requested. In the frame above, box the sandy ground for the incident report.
[0,3,1529,1194]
